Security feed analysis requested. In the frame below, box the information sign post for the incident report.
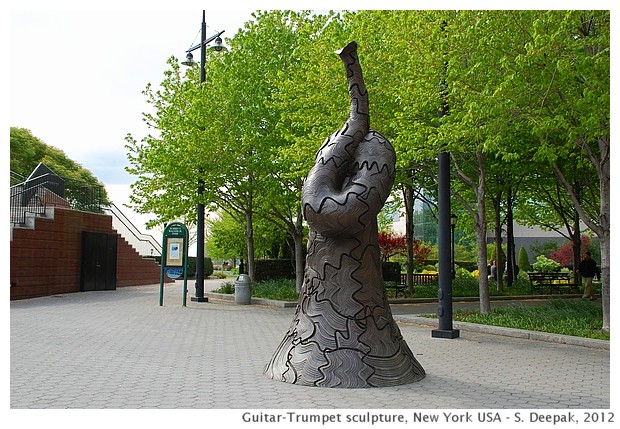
[159,222,189,306]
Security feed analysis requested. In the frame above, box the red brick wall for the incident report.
[10,207,169,300]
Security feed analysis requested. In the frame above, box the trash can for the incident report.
[235,274,252,305]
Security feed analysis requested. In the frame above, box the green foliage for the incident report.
[206,211,293,261]
[235,277,610,339]
[10,127,109,203]
[214,277,607,339]
[531,255,562,273]
[530,241,560,259]
[518,247,531,272]
[187,257,214,278]
[255,260,297,282]
[214,281,235,295]
[214,278,298,301]
[205,212,248,261]
[251,278,299,301]
[125,12,609,323]
[408,276,531,298]
[454,299,608,340]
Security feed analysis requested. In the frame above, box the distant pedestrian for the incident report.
[488,260,497,280]
[577,251,598,301]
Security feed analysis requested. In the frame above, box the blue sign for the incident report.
[165,267,183,280]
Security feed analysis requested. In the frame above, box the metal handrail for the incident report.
[104,202,162,257]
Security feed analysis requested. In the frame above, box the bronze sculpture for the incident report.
[264,42,425,388]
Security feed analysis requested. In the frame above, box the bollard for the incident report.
[235,274,252,305]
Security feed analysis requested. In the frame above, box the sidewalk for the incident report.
[10,281,610,412]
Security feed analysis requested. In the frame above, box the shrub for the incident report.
[423,264,438,272]
[518,247,531,272]
[456,267,473,278]
[531,255,561,273]
[549,235,590,267]
[254,259,297,281]
[187,257,214,278]
[211,271,227,279]
[214,281,235,294]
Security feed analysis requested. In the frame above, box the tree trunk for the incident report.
[506,187,515,285]
[492,192,504,292]
[475,152,491,314]
[551,133,610,332]
[598,137,610,332]
[293,213,305,294]
[245,208,256,281]
[571,213,581,285]
[403,183,415,295]
[599,232,610,332]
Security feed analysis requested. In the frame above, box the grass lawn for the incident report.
[451,298,609,341]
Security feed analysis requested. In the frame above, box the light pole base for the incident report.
[191,297,209,303]
[431,329,460,339]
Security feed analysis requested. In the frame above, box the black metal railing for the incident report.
[10,173,105,226]
[64,180,106,213]
[10,171,26,186]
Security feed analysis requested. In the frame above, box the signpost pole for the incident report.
[159,232,167,307]
[182,233,189,307]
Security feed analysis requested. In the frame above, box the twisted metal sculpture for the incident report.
[264,42,425,388]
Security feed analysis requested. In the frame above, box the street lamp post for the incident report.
[450,213,457,279]
[182,10,225,302]
[431,26,459,339]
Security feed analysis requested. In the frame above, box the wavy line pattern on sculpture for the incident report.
[264,41,425,388]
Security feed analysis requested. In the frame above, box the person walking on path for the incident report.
[577,251,598,300]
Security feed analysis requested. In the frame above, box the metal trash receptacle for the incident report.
[235,274,252,305]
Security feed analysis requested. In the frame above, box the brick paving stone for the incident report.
[9,282,612,423]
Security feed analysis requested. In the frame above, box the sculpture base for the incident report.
[264,276,426,388]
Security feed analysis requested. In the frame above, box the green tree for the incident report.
[493,11,610,330]
[124,56,202,231]
[261,11,346,292]
[10,127,109,207]
[205,212,246,262]
[10,127,106,188]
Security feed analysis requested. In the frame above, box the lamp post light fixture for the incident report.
[182,10,225,303]
[450,213,457,279]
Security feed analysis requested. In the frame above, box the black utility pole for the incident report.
[432,20,460,339]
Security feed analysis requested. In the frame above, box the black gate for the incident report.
[81,232,117,292]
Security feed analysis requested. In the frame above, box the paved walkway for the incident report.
[9,281,612,422]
